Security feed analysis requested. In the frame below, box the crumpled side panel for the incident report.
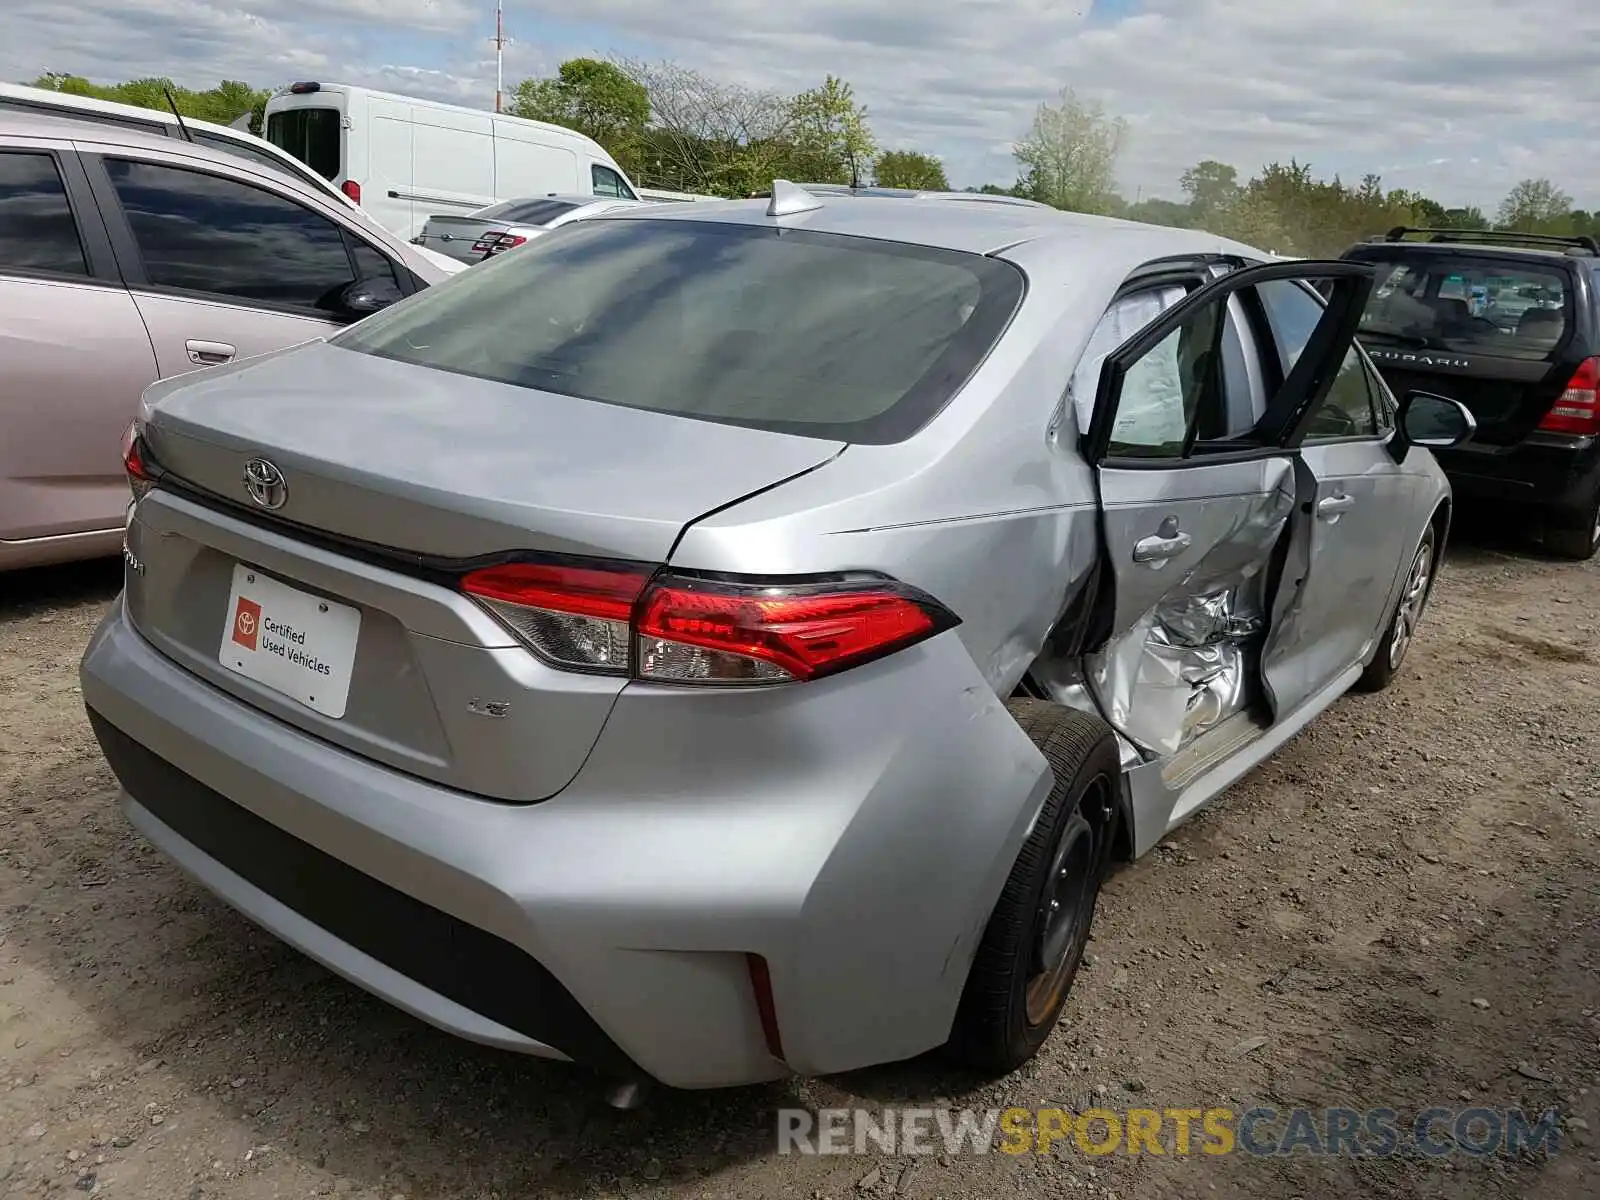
[1087,474,1295,758]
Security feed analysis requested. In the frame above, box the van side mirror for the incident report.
[1390,390,1476,462]
[336,277,403,319]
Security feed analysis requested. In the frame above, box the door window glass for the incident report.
[1107,297,1226,458]
[591,164,633,199]
[0,151,88,276]
[106,158,358,312]
[1360,349,1396,433]
[1258,278,1377,438]
[349,239,397,285]
[1070,286,1187,435]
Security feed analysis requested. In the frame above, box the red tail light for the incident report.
[121,422,159,498]
[458,561,958,684]
[461,561,648,673]
[746,954,785,1060]
[636,576,945,682]
[474,232,529,256]
[1539,356,1600,435]
[340,179,361,204]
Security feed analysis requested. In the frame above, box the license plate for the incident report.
[218,563,361,718]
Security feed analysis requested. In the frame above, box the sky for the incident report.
[4,0,1597,209]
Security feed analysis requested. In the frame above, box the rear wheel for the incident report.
[1355,524,1436,693]
[1544,490,1600,562]
[948,700,1118,1076]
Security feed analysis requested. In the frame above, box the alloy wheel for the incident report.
[1388,541,1434,671]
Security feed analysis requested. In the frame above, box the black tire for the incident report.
[1356,523,1437,693]
[948,699,1119,1076]
[1544,491,1600,562]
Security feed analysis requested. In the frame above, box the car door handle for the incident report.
[1132,531,1193,563]
[1317,493,1356,519]
[186,339,236,366]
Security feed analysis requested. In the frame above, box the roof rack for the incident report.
[1378,226,1600,256]
[754,182,1052,210]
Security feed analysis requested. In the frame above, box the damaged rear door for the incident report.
[1081,260,1375,766]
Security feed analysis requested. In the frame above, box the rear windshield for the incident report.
[1353,251,1573,361]
[474,198,580,225]
[264,108,341,182]
[332,218,1025,443]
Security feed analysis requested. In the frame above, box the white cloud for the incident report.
[3,0,1598,208]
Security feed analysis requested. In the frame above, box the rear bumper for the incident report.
[80,599,1049,1089]
[1434,433,1600,511]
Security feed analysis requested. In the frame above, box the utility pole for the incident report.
[492,0,507,113]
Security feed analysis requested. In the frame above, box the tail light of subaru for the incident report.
[459,560,959,685]
[1538,356,1600,436]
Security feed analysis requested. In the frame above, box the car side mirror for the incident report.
[1390,390,1476,462]
[336,277,403,319]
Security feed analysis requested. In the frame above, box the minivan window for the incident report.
[1353,252,1571,362]
[105,159,359,313]
[591,164,634,200]
[265,108,341,181]
[0,151,87,277]
[333,218,1025,444]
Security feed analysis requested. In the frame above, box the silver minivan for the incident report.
[0,110,457,572]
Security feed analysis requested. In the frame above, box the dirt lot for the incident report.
[2,520,1597,1200]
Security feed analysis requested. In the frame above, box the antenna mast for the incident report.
[493,0,507,113]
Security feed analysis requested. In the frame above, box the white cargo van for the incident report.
[262,82,642,240]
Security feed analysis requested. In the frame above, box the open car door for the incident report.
[1080,260,1375,813]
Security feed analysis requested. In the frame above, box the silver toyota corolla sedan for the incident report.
[81,182,1475,1093]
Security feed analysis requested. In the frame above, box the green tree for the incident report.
[1178,160,1240,222]
[786,75,874,184]
[1123,196,1195,229]
[1443,206,1489,229]
[29,73,268,134]
[873,149,949,190]
[1497,178,1574,232]
[1013,87,1127,214]
[509,58,650,173]
[616,57,796,197]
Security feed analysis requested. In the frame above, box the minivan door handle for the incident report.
[1317,493,1356,520]
[186,339,236,366]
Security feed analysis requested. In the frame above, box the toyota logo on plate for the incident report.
[242,458,288,510]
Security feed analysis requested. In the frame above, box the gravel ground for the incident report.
[2,518,1597,1199]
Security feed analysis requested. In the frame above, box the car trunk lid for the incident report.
[141,340,845,564]
[1358,340,1571,446]
[412,214,510,263]
[128,341,845,800]
[1348,248,1586,446]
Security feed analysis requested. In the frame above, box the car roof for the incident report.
[0,107,231,156]
[0,109,368,214]
[598,184,1270,261]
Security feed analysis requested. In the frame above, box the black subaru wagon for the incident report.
[1343,227,1600,560]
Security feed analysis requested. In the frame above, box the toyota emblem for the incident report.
[242,458,288,510]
